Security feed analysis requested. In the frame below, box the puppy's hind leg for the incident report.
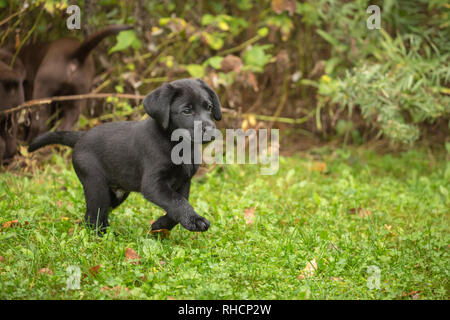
[73,157,112,234]
[81,177,112,234]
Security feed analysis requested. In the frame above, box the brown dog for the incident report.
[0,49,26,162]
[19,25,132,142]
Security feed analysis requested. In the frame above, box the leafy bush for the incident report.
[1,0,448,146]
[313,0,450,144]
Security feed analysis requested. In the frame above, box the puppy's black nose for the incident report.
[202,125,216,141]
[202,122,215,133]
[202,126,213,133]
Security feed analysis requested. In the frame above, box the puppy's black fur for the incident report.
[29,79,221,233]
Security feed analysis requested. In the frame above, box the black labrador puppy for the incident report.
[29,79,222,233]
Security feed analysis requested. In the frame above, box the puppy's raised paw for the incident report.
[181,215,210,232]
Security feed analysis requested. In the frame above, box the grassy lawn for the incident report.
[0,147,448,299]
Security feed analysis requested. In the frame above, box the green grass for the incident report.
[0,147,449,299]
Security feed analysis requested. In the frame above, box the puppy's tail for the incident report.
[28,131,84,152]
[71,24,133,62]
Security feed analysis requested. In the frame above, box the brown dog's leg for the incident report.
[27,106,51,143]
[0,136,5,162]
[58,99,84,131]
[27,80,57,142]
[0,117,11,161]
[4,118,18,159]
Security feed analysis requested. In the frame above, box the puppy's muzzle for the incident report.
[202,125,217,143]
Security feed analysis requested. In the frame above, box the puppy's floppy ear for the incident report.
[196,78,222,121]
[143,83,175,130]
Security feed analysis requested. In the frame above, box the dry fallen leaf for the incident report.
[0,256,5,263]
[89,264,102,277]
[241,119,249,131]
[38,268,53,275]
[358,208,372,218]
[149,228,171,239]
[349,207,372,218]
[100,286,130,297]
[125,248,141,264]
[298,258,317,279]
[19,146,29,158]
[2,220,19,229]
[402,290,421,299]
[245,72,259,92]
[243,207,256,225]
[248,114,257,127]
[221,54,243,73]
[308,60,326,79]
[331,277,344,282]
[271,0,296,15]
[312,162,327,172]
[384,224,396,236]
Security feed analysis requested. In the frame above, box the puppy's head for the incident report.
[143,78,221,143]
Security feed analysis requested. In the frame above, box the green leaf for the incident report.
[235,0,253,11]
[109,30,142,54]
[205,56,224,69]
[201,14,215,26]
[159,17,171,26]
[316,29,347,52]
[242,45,273,72]
[115,85,124,93]
[185,64,206,78]
[257,27,269,37]
[203,32,224,50]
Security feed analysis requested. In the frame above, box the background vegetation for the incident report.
[1,0,448,147]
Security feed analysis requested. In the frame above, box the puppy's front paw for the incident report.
[181,214,210,232]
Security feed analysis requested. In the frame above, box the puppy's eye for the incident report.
[182,107,192,115]
[206,103,213,111]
